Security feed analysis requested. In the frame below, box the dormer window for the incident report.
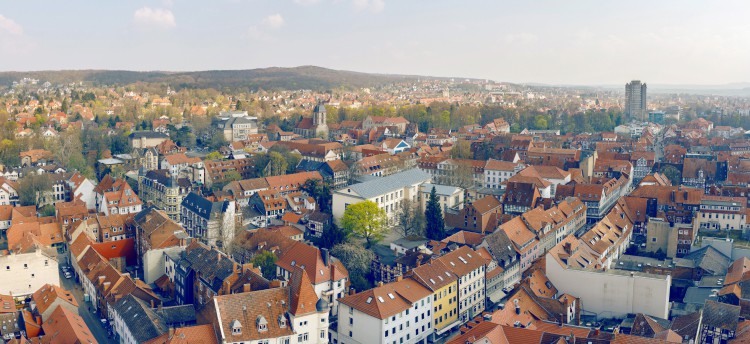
[257,315,268,332]
[231,320,242,335]
[279,315,287,328]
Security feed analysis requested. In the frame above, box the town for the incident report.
[0,71,748,344]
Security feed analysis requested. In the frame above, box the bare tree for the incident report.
[395,198,426,238]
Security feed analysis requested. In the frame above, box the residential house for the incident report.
[94,175,143,216]
[138,169,192,221]
[210,268,329,344]
[276,243,349,316]
[335,278,432,344]
[445,196,501,234]
[434,246,487,323]
[180,192,237,249]
[407,260,460,339]
[129,131,169,149]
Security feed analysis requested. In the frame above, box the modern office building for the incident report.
[625,80,647,120]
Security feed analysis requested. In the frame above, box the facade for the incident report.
[483,159,524,189]
[434,246,486,323]
[417,183,463,213]
[217,116,259,142]
[180,192,237,249]
[698,300,740,344]
[111,294,168,344]
[407,260,460,338]
[645,218,695,258]
[695,196,747,231]
[94,176,143,216]
[336,278,433,344]
[138,169,192,221]
[625,80,648,120]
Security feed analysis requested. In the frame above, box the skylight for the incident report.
[388,293,395,299]
[377,297,385,303]
[366,297,373,304]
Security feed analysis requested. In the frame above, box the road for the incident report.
[58,266,115,344]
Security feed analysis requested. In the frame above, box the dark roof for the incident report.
[113,295,168,343]
[307,211,331,223]
[683,246,731,276]
[155,305,196,325]
[482,229,517,268]
[670,311,701,341]
[701,300,740,331]
[129,131,169,139]
[183,243,238,293]
[181,192,229,220]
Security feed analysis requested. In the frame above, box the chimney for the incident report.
[217,252,222,261]
[168,327,175,339]
[514,299,520,315]
[150,299,155,308]
[377,281,384,287]
[243,284,251,293]
[416,255,423,267]
[395,275,403,282]
[321,248,330,267]
[349,287,356,295]
[563,242,571,255]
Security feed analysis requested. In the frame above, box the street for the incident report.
[58,267,114,344]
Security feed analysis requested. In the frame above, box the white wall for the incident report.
[337,295,433,344]
[0,250,59,296]
[545,254,670,319]
[142,246,184,284]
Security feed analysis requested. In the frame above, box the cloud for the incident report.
[353,0,384,13]
[248,14,286,41]
[262,14,285,29]
[294,0,322,5]
[503,33,538,45]
[133,7,176,29]
[0,14,23,35]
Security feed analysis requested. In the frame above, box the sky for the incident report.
[1,0,750,85]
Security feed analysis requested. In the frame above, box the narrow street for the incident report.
[58,267,114,344]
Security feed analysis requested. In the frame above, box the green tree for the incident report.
[262,152,288,177]
[205,151,224,160]
[341,200,387,248]
[659,165,681,186]
[331,243,375,291]
[425,186,446,240]
[251,251,278,279]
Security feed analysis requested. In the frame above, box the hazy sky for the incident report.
[2,0,749,85]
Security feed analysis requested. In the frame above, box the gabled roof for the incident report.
[338,278,431,320]
[275,241,348,284]
[702,300,740,331]
[40,307,98,344]
[112,295,168,343]
[340,169,431,199]
[32,284,78,318]
[213,288,294,342]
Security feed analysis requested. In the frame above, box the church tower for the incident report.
[313,102,328,138]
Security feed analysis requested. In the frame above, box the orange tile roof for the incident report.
[339,278,431,320]
[435,246,487,277]
[143,324,218,344]
[276,241,348,284]
[40,307,98,344]
[31,284,78,317]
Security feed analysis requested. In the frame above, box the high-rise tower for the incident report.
[625,80,647,121]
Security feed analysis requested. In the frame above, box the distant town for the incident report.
[0,73,749,344]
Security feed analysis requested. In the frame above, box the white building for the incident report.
[418,183,463,213]
[336,278,433,344]
[0,249,59,297]
[545,252,671,319]
[483,159,524,189]
[332,169,431,225]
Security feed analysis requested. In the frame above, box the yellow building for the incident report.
[407,259,460,340]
